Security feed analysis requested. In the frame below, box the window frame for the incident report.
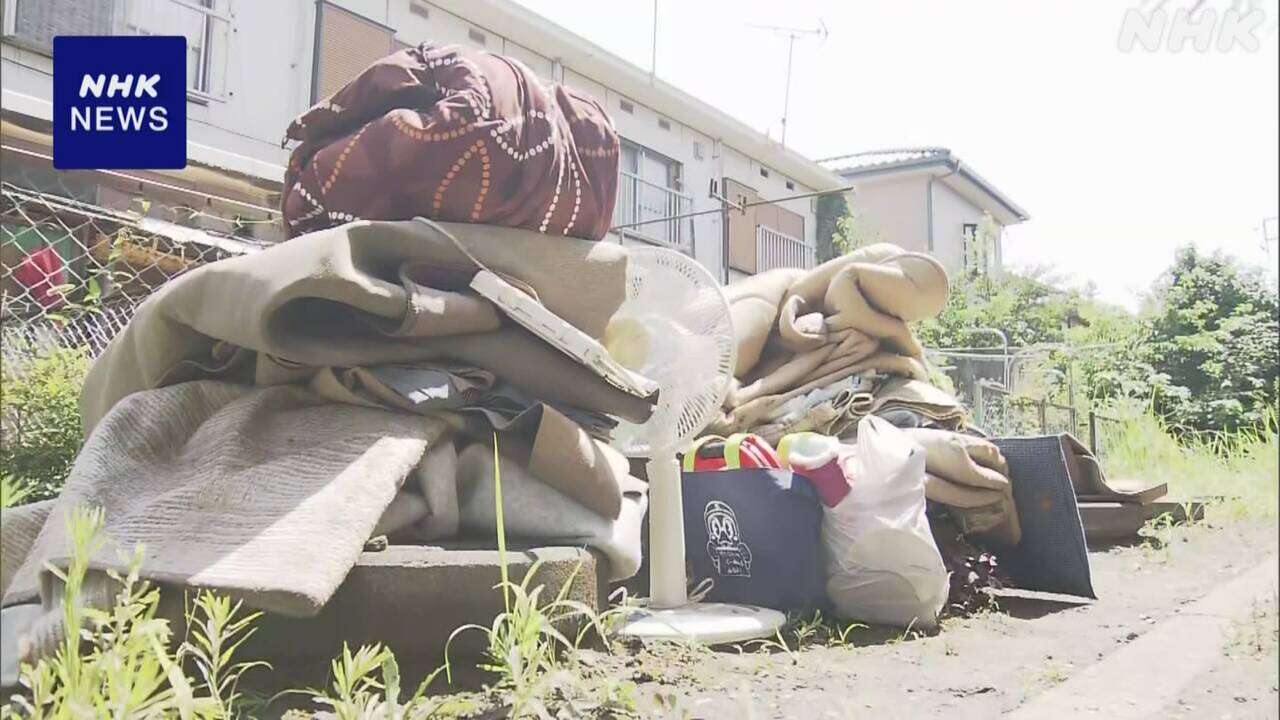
[124,0,230,102]
[6,0,232,103]
[614,137,691,252]
[962,222,982,275]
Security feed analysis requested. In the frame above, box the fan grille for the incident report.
[609,247,736,457]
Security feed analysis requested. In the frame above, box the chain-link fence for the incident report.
[1,147,277,375]
[972,380,1078,437]
[970,378,1128,457]
[2,146,279,493]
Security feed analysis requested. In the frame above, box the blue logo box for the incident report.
[53,35,187,170]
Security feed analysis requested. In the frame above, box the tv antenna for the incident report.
[748,20,828,147]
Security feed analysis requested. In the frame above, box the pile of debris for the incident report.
[0,40,1174,682]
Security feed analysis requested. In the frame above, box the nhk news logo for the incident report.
[53,35,187,170]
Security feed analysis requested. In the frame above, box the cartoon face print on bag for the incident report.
[704,500,753,577]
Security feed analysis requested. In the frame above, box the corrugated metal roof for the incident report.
[817,147,952,174]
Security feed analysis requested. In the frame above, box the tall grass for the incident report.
[1098,404,1278,521]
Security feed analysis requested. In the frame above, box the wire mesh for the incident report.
[1,148,280,493]
[1,155,275,375]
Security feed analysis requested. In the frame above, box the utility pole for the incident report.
[650,0,659,80]
[748,20,827,147]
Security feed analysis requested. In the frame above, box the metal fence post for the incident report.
[973,381,985,429]
[1089,410,1098,455]
[1037,398,1047,434]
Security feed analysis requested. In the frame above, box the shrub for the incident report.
[915,267,1083,350]
[0,345,88,501]
[1144,246,1279,435]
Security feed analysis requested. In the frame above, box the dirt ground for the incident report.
[589,520,1280,719]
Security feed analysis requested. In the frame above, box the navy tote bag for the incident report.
[681,467,826,611]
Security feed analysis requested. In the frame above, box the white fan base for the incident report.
[620,602,786,644]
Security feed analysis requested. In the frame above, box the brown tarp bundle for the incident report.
[282,43,620,241]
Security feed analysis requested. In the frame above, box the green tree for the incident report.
[1144,245,1279,434]
[915,267,1082,349]
[815,193,882,262]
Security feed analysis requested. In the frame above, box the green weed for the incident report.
[1,474,34,509]
[2,506,267,718]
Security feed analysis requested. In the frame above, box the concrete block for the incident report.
[236,543,604,688]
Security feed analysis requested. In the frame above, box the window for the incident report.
[962,223,981,275]
[8,0,231,98]
[618,99,635,114]
[614,139,689,251]
[467,28,487,46]
[785,179,795,191]
[123,0,229,98]
[10,0,116,51]
[759,167,770,178]
[657,118,671,131]
[619,139,680,191]
[314,2,395,102]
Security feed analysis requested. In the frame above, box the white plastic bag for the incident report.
[823,415,948,629]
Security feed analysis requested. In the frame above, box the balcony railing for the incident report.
[613,171,692,252]
[756,225,815,271]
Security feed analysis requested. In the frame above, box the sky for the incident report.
[513,0,1280,309]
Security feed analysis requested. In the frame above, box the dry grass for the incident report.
[1100,406,1278,523]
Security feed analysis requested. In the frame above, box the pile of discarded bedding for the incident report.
[684,247,1166,629]
[0,42,649,664]
[705,244,1021,546]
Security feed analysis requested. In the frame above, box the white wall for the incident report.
[0,1,312,181]
[2,0,823,280]
[187,1,313,177]
[929,179,980,271]
[847,176,929,253]
[930,179,1006,274]
[845,172,1006,275]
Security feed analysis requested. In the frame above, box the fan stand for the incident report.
[620,455,786,644]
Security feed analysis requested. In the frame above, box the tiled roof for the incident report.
[816,147,952,174]
[817,146,1030,223]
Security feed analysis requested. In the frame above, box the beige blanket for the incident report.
[82,218,652,433]
[904,428,1020,545]
[719,244,948,435]
[3,381,445,617]
[725,243,948,383]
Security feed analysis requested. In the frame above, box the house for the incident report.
[1,0,844,285]
[818,148,1029,275]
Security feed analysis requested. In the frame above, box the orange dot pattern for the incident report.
[433,139,490,220]
[390,114,475,143]
[322,123,371,196]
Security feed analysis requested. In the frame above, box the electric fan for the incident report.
[606,247,786,643]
